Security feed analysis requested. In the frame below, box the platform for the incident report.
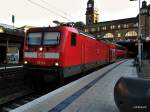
[11,59,137,112]
[0,64,23,70]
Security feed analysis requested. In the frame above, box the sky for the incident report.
[0,0,149,27]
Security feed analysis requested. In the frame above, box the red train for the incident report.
[23,25,127,84]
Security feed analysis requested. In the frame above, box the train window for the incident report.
[27,33,42,45]
[43,32,60,45]
[71,33,77,47]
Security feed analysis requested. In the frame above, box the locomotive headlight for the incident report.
[39,47,43,51]
[24,61,28,64]
[55,62,59,66]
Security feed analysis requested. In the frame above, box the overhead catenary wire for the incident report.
[39,0,75,20]
[27,0,72,22]
[39,0,67,15]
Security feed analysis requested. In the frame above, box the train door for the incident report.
[0,46,6,63]
[109,48,116,62]
[113,49,116,61]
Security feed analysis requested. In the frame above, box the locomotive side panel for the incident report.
[79,35,110,71]
[61,30,83,77]
[99,42,110,64]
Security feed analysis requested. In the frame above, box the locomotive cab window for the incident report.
[27,33,42,45]
[43,32,60,46]
[71,33,77,47]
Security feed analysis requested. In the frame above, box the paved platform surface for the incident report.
[11,59,137,112]
[0,64,23,70]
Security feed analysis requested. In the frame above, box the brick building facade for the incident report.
[86,0,150,42]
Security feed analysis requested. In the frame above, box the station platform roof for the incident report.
[0,23,24,43]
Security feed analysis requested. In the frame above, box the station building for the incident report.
[86,0,150,41]
[86,0,150,58]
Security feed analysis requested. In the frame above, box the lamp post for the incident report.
[130,0,142,72]
[12,15,15,30]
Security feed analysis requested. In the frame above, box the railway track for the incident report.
[0,67,35,112]
[0,68,88,112]
[0,67,62,112]
[0,81,64,112]
[0,93,42,112]
[0,84,60,112]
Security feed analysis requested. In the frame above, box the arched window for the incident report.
[125,31,137,37]
[124,24,128,28]
[103,33,114,38]
[118,25,121,29]
[101,26,106,31]
[110,25,115,30]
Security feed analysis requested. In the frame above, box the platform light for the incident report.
[0,28,4,33]
[130,0,143,72]
[55,62,59,66]
[24,61,28,64]
[39,47,43,51]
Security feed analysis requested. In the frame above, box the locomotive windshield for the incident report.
[27,33,42,45]
[43,32,60,45]
[27,32,60,46]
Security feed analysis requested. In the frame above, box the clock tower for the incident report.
[86,0,99,25]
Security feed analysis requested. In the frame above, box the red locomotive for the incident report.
[23,25,127,85]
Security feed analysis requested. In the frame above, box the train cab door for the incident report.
[109,48,116,62]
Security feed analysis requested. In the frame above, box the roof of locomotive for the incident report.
[27,26,78,33]
[27,26,96,40]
